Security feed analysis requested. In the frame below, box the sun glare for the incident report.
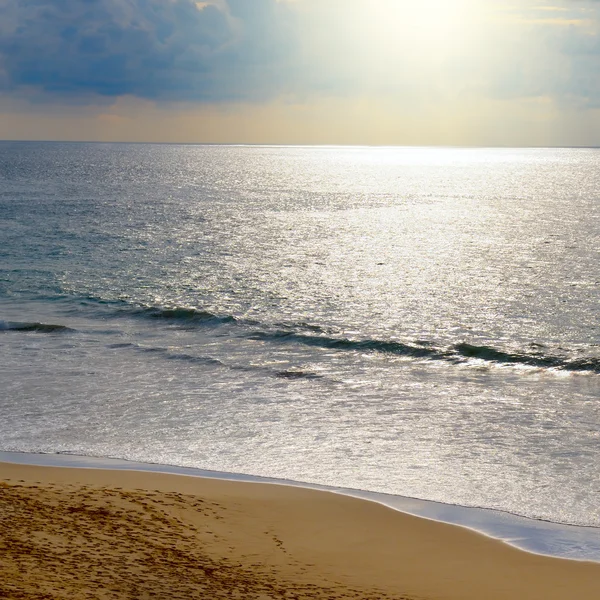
[356,0,481,56]
[404,0,470,37]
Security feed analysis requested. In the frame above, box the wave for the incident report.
[70,294,331,332]
[71,296,240,326]
[106,341,324,380]
[0,320,74,333]
[130,306,237,325]
[29,294,600,375]
[248,330,600,374]
[453,343,600,372]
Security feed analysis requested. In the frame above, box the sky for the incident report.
[1,0,600,146]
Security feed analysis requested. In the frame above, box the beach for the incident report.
[2,144,600,592]
[1,461,599,600]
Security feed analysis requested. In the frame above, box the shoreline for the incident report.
[2,459,600,600]
[2,450,600,562]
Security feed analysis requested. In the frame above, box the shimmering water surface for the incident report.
[1,142,599,530]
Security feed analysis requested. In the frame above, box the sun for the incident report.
[353,0,480,57]
[403,0,471,39]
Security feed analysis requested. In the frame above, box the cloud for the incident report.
[0,0,299,102]
[1,0,600,112]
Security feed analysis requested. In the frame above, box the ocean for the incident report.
[1,141,599,541]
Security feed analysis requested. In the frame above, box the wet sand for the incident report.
[1,461,600,600]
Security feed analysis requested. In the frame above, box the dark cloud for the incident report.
[0,0,299,102]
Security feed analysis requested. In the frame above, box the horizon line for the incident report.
[1,139,600,150]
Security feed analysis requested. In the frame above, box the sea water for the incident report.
[1,142,599,538]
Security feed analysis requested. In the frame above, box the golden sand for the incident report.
[1,461,599,600]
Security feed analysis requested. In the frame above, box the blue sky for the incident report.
[1,0,600,145]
